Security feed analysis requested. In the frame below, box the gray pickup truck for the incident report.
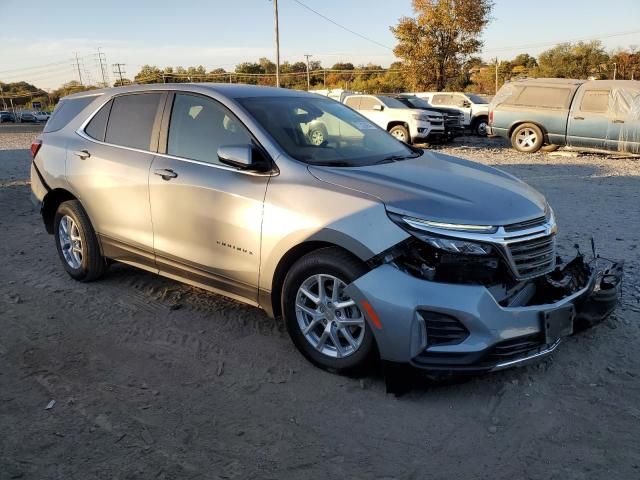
[487,78,640,154]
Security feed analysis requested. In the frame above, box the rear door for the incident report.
[68,92,165,269]
[567,87,610,149]
[148,92,270,304]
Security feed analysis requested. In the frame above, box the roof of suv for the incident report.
[64,83,318,101]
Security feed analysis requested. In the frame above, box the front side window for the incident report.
[238,95,421,167]
[358,97,381,110]
[105,93,162,150]
[580,90,609,113]
[167,93,252,165]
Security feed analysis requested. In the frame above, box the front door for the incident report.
[149,92,269,304]
[567,87,610,150]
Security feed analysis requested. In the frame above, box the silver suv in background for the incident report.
[342,94,444,144]
[488,78,640,154]
[412,91,490,135]
[31,84,622,377]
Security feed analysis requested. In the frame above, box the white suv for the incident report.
[343,94,443,144]
[412,92,489,136]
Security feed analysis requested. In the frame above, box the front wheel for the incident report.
[389,125,411,144]
[282,248,377,374]
[473,117,488,136]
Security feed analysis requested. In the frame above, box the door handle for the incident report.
[573,116,584,120]
[613,119,625,124]
[154,168,178,180]
[73,149,91,160]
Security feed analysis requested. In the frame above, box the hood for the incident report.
[308,151,547,226]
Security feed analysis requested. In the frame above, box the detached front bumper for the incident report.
[344,256,623,374]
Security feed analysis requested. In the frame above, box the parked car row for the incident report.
[0,110,50,123]
[488,78,640,155]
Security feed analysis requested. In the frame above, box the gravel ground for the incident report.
[1,126,639,479]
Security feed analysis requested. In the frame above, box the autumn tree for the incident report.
[537,41,609,79]
[391,0,493,91]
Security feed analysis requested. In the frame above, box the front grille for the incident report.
[420,311,469,347]
[506,234,556,279]
[504,216,547,232]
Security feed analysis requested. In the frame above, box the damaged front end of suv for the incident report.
[344,207,623,375]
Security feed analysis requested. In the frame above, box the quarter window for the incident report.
[105,93,162,150]
[580,90,609,113]
[85,100,112,141]
[167,93,252,166]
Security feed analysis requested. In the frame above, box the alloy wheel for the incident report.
[515,127,538,150]
[295,274,365,358]
[58,215,83,269]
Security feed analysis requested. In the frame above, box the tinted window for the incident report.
[580,90,609,113]
[466,94,488,104]
[358,97,381,110]
[344,97,361,109]
[167,93,252,165]
[513,87,572,109]
[378,96,409,109]
[43,95,97,133]
[85,99,112,141]
[105,93,161,150]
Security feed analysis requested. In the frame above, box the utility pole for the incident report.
[613,62,617,80]
[495,57,499,94]
[304,54,313,90]
[74,52,83,85]
[272,0,280,87]
[112,63,126,85]
[97,48,109,87]
[323,69,326,88]
[0,86,6,110]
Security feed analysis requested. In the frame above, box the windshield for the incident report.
[238,96,421,167]
[403,96,432,109]
[378,96,410,109]
[466,94,488,104]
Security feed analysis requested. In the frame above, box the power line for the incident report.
[290,0,393,51]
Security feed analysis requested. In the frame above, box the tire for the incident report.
[307,125,328,146]
[281,247,377,374]
[54,200,107,282]
[389,125,411,144]
[511,123,544,153]
[541,144,560,153]
[473,116,488,136]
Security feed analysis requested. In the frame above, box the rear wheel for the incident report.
[511,123,544,153]
[54,200,107,281]
[389,125,411,144]
[282,248,377,374]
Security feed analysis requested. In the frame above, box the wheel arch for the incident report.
[267,237,372,319]
[508,120,548,140]
[386,121,409,131]
[41,188,78,234]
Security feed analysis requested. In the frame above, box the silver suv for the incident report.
[31,84,622,375]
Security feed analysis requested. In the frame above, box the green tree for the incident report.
[537,41,609,79]
[391,0,494,91]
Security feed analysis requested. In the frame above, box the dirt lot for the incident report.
[1,125,639,479]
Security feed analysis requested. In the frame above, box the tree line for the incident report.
[2,0,639,110]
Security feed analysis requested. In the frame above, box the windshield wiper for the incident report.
[375,152,422,164]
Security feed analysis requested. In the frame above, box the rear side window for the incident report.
[43,95,97,133]
[85,100,113,141]
[167,93,252,166]
[512,87,572,109]
[580,90,609,113]
[105,93,162,150]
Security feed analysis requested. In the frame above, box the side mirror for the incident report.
[218,145,254,169]
[462,100,471,108]
[373,104,384,111]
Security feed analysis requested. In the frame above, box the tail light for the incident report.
[489,110,494,124]
[31,139,42,158]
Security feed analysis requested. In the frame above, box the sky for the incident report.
[1,0,639,89]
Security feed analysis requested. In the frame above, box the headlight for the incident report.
[412,113,428,121]
[389,214,495,256]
